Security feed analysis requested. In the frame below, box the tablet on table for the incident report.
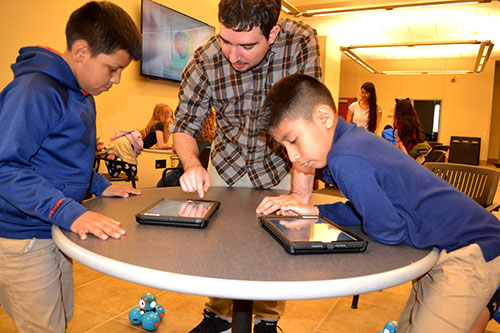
[136,198,220,228]
[259,215,368,254]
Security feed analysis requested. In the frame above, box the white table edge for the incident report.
[142,148,176,154]
[52,225,439,301]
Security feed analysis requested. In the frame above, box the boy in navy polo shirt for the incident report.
[263,73,500,332]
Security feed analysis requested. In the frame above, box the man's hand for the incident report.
[179,166,211,198]
[102,184,141,198]
[179,201,208,217]
[70,211,126,240]
[256,192,306,215]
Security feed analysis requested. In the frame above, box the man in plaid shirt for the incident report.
[172,0,321,332]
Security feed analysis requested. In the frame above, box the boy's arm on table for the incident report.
[91,170,141,198]
[0,155,134,241]
[256,163,315,215]
[0,89,131,241]
[73,172,141,240]
[317,156,409,245]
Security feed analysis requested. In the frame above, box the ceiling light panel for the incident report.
[340,40,493,74]
[297,0,500,60]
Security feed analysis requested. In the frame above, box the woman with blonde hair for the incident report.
[140,103,173,149]
[101,103,174,179]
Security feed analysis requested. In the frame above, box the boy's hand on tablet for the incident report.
[102,184,141,197]
[256,193,306,215]
[179,166,211,198]
[71,211,126,240]
[278,200,319,216]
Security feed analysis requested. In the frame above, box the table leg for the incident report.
[351,294,359,309]
[232,299,253,333]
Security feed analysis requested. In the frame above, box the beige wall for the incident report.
[489,61,500,161]
[0,0,220,187]
[318,36,341,104]
[338,57,498,161]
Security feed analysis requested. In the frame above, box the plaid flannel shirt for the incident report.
[173,19,322,188]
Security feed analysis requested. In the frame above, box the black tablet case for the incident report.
[259,215,368,254]
[136,198,220,228]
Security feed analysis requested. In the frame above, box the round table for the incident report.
[53,187,438,332]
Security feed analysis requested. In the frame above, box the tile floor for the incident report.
[1,162,500,332]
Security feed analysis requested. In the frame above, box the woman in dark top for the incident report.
[393,98,431,163]
[140,103,173,149]
[102,103,174,179]
[157,110,216,187]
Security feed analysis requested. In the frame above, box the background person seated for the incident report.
[381,124,397,145]
[157,110,215,187]
[98,103,174,180]
[393,98,431,163]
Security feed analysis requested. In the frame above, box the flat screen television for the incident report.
[141,0,215,81]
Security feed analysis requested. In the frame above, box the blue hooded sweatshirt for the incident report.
[0,46,111,239]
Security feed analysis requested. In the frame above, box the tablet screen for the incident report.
[266,217,357,242]
[144,199,214,218]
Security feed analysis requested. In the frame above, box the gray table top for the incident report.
[53,187,438,300]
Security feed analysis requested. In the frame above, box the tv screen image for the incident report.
[141,0,215,81]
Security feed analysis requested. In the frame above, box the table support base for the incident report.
[232,299,253,333]
[351,294,359,309]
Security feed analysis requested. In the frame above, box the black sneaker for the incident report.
[253,320,283,333]
[190,309,232,333]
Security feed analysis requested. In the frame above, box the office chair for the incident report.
[157,147,211,187]
[423,149,447,163]
[94,151,138,188]
[424,162,500,212]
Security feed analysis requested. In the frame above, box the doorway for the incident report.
[338,97,357,121]
[413,100,441,142]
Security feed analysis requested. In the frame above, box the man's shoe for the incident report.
[253,319,282,333]
[189,309,231,333]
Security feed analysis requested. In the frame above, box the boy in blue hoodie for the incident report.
[263,74,500,332]
[0,2,141,331]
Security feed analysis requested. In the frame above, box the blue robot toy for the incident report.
[128,293,165,331]
[377,320,398,333]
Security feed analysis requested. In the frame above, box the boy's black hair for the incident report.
[264,73,336,130]
[218,0,281,39]
[66,1,141,61]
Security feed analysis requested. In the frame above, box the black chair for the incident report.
[431,144,450,153]
[423,149,447,163]
[94,151,138,188]
[157,147,210,187]
[424,162,500,212]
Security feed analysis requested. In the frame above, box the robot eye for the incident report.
[151,301,157,308]
[139,299,146,309]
